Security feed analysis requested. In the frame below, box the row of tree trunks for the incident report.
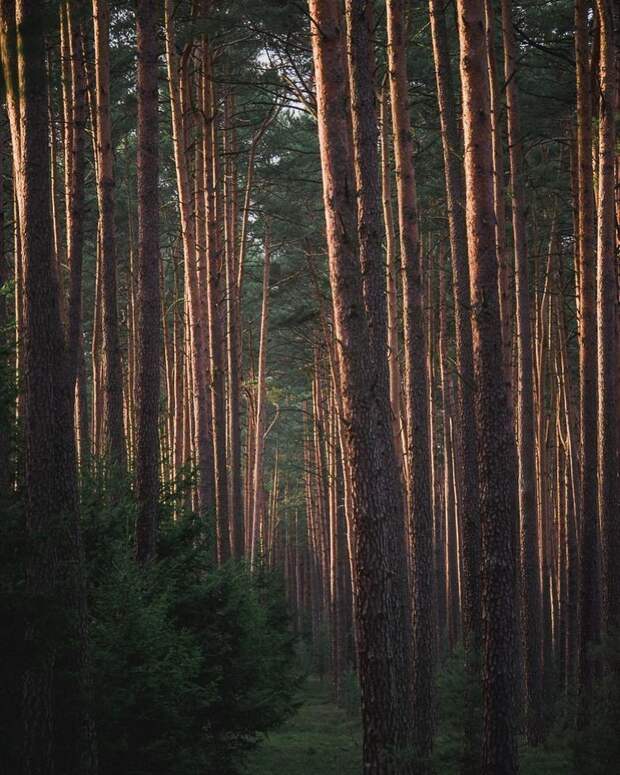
[164,0,214,522]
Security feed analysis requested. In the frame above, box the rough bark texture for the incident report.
[309,1,416,771]
[134,0,161,563]
[455,1,519,772]
[2,0,96,770]
[386,0,435,764]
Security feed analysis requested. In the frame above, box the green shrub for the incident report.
[0,458,299,774]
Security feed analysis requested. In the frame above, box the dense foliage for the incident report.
[0,342,299,774]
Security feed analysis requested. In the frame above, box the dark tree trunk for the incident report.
[574,0,601,733]
[455,1,519,772]
[2,0,96,770]
[134,0,161,563]
[428,2,482,768]
[309,1,416,771]
[386,0,435,763]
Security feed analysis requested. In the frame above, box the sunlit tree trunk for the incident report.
[378,88,405,479]
[594,0,618,637]
[500,0,544,744]
[428,2,482,766]
[202,45,231,563]
[455,1,519,771]
[250,233,271,569]
[309,1,416,770]
[92,0,126,471]
[484,0,513,402]
[223,91,244,558]
[164,1,214,519]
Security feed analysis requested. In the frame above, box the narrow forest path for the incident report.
[246,678,361,774]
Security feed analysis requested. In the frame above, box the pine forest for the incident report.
[0,1,618,773]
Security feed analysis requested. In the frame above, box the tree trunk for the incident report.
[484,0,513,403]
[309,1,416,770]
[202,46,231,563]
[164,0,214,519]
[575,0,601,733]
[92,0,126,471]
[2,0,96,769]
[134,0,161,563]
[428,2,482,767]
[594,0,618,637]
[455,1,519,772]
[223,91,244,558]
[500,0,544,744]
[378,87,406,480]
[250,233,271,569]
[63,1,86,400]
[385,0,435,763]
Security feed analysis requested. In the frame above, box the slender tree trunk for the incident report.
[378,87,406,479]
[484,0,513,402]
[500,0,544,744]
[63,1,86,397]
[385,0,435,763]
[202,46,231,563]
[455,2,519,772]
[575,0,601,733]
[594,0,618,637]
[223,91,244,558]
[250,234,271,569]
[134,0,161,563]
[438,266,459,651]
[428,2,482,767]
[164,1,213,519]
[92,0,126,471]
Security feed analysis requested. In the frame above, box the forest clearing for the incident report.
[0,0,618,774]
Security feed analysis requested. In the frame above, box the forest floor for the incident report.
[246,677,361,774]
[246,671,572,775]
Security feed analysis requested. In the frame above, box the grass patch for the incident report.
[246,665,572,774]
[245,677,361,775]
